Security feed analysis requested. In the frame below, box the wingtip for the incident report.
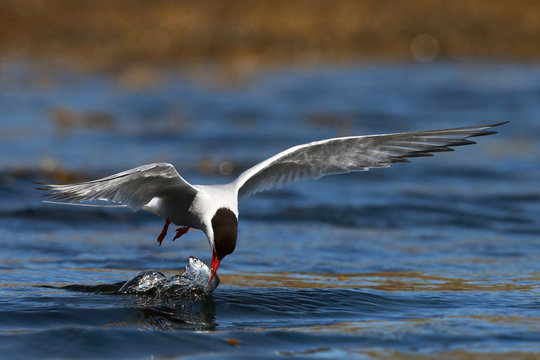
[491,120,510,127]
[479,121,509,133]
[465,121,508,139]
[34,181,48,191]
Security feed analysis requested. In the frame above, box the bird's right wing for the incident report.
[233,122,507,199]
[37,163,198,211]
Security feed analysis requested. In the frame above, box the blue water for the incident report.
[1,61,539,359]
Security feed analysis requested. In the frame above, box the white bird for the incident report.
[38,122,507,282]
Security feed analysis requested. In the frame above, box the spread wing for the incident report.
[234,122,507,199]
[37,163,198,211]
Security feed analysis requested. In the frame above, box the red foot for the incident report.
[173,226,190,241]
[156,219,171,246]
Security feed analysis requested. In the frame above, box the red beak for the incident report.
[209,249,221,284]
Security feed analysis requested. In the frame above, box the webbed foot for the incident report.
[173,226,190,241]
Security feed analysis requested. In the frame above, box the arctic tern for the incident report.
[39,122,507,282]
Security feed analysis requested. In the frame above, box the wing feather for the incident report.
[37,163,197,211]
[234,122,507,199]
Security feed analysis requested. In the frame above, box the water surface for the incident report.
[1,61,539,359]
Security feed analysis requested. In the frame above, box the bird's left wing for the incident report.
[38,163,198,211]
[234,122,507,199]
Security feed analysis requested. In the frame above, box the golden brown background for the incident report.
[1,0,539,70]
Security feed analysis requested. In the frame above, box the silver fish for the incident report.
[183,256,220,291]
[119,256,220,295]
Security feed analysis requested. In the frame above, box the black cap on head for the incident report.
[211,208,238,260]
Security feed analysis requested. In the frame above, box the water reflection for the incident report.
[128,294,216,331]
[56,272,218,331]
[218,271,540,291]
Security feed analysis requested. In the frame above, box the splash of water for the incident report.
[119,257,220,296]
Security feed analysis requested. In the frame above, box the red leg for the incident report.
[172,226,190,241]
[156,219,171,245]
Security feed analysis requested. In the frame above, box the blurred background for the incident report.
[1,1,540,359]
[0,0,538,180]
[2,0,540,66]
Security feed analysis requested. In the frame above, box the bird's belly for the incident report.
[168,212,201,229]
[144,196,201,229]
